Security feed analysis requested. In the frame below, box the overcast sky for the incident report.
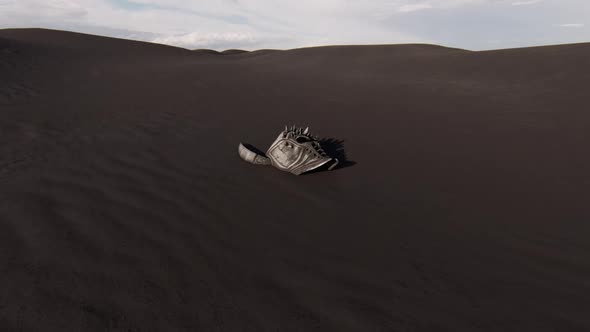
[1,0,588,50]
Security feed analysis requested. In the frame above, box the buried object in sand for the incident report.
[239,126,339,175]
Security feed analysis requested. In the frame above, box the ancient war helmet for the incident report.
[238,126,339,175]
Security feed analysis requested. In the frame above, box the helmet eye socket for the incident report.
[296,136,310,143]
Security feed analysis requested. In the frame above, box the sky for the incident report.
[0,0,588,50]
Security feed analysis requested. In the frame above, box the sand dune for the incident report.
[1,28,589,331]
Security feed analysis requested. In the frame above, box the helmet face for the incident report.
[266,127,336,175]
[269,138,305,169]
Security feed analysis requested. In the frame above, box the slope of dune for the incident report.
[1,28,589,332]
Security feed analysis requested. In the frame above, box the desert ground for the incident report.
[1,28,589,331]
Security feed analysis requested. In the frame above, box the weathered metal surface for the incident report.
[238,126,338,175]
[238,143,271,165]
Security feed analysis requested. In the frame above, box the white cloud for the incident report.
[152,31,256,49]
[398,4,433,13]
[0,0,88,22]
[556,23,585,28]
[394,0,486,14]
[511,0,542,6]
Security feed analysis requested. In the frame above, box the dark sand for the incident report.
[1,28,589,331]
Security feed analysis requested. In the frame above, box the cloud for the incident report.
[556,23,585,28]
[0,0,88,23]
[511,0,542,6]
[398,4,433,13]
[151,31,256,49]
[391,0,485,14]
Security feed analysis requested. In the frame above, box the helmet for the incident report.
[239,126,339,175]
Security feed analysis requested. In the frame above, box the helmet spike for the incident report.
[303,127,309,135]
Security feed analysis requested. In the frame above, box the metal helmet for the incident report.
[239,126,339,175]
